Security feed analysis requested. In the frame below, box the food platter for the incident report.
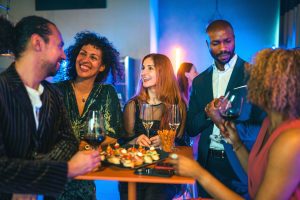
[100,143,169,169]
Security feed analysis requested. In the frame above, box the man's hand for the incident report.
[205,98,225,132]
[67,150,101,178]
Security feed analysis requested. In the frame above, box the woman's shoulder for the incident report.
[125,97,138,107]
[270,124,300,161]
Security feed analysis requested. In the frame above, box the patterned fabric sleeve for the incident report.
[102,85,124,139]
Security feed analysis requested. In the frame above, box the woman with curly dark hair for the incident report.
[169,48,300,200]
[54,31,124,200]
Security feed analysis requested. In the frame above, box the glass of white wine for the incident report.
[167,104,180,151]
[169,104,180,131]
[141,103,153,138]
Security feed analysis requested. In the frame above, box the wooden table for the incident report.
[76,146,195,200]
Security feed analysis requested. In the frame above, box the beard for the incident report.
[214,52,234,65]
[42,60,60,77]
[211,49,235,66]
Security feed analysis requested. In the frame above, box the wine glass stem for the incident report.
[146,129,150,138]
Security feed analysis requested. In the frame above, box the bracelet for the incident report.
[233,141,243,152]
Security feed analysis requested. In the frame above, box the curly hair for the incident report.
[247,48,300,118]
[62,31,123,83]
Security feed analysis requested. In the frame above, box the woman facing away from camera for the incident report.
[169,48,300,200]
[119,53,187,200]
[177,62,199,152]
[54,31,124,200]
[177,62,199,104]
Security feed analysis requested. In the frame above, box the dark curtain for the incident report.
[279,0,300,48]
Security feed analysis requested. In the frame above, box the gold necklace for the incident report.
[72,82,87,103]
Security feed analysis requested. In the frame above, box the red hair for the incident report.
[135,54,186,137]
[177,62,193,103]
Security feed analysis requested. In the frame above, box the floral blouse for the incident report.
[55,80,123,140]
[54,80,123,200]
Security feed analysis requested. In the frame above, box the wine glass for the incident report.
[141,103,153,138]
[168,104,181,151]
[219,92,244,121]
[84,110,106,150]
[169,104,181,131]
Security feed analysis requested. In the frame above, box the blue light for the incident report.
[60,60,67,68]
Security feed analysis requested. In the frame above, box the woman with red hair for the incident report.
[177,62,198,104]
[119,53,186,200]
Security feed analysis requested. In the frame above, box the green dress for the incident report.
[55,80,123,200]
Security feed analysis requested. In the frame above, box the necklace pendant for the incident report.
[82,98,86,103]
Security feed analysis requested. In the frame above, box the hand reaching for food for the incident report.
[135,134,152,147]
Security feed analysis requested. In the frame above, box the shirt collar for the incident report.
[213,54,237,72]
[25,84,44,108]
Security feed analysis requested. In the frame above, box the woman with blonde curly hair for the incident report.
[169,48,300,200]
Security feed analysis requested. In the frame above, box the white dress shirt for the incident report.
[209,54,237,150]
[25,84,44,130]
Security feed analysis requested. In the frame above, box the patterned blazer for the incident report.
[0,64,78,199]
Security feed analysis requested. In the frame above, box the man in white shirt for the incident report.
[187,19,264,198]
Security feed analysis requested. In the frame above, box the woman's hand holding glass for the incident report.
[223,121,243,148]
[217,92,244,144]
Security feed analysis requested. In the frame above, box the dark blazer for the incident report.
[187,57,265,193]
[0,64,78,199]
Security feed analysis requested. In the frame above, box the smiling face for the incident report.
[207,27,235,70]
[42,24,66,76]
[141,57,157,89]
[75,44,105,81]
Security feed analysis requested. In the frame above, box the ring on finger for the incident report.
[170,153,178,160]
